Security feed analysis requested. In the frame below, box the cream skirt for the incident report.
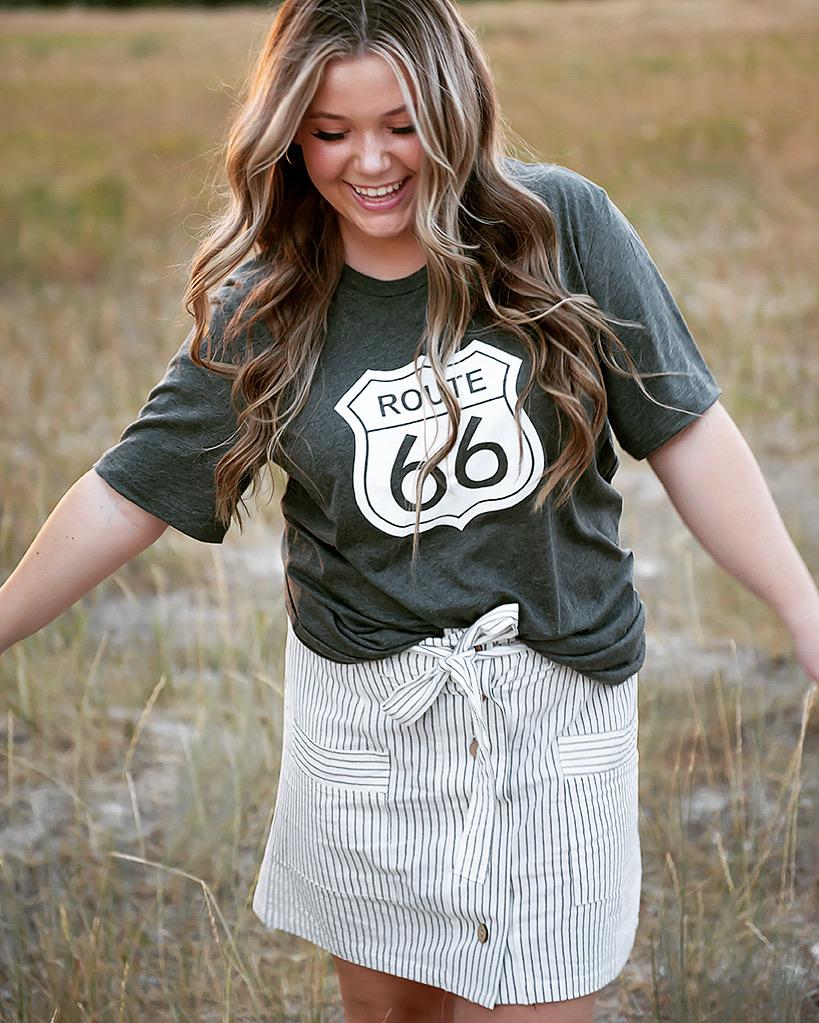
[252,603,641,1009]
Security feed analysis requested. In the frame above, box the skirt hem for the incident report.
[252,856,636,1010]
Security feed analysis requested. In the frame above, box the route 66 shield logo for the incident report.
[333,338,545,537]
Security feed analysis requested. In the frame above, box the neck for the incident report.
[341,229,426,281]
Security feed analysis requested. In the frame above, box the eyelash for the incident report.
[310,126,416,142]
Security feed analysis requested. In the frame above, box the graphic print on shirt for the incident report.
[333,338,545,537]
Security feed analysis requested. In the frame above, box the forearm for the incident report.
[646,402,819,636]
[0,470,168,655]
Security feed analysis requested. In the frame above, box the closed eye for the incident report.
[310,126,416,142]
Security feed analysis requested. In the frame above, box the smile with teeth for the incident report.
[349,177,408,198]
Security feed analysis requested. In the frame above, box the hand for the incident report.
[788,607,819,687]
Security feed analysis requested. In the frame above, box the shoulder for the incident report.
[210,255,269,318]
[501,157,609,229]
[499,158,614,287]
[206,255,273,354]
[500,157,613,264]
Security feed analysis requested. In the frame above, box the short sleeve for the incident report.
[580,187,723,460]
[93,294,253,544]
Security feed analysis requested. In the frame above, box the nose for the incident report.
[353,132,392,178]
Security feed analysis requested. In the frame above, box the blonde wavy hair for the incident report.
[184,0,655,558]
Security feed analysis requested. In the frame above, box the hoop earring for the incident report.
[285,149,294,166]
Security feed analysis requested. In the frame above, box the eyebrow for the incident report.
[307,105,408,121]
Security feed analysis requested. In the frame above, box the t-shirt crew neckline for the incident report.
[339,261,428,297]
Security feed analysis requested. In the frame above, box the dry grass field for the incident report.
[1,1,818,1019]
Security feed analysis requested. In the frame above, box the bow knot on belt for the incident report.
[378,603,528,885]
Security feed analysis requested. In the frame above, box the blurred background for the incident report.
[1,1,818,1019]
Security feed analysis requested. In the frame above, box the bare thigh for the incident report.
[450,991,597,1022]
[331,954,455,1023]
[331,955,597,1023]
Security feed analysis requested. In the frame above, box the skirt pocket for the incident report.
[556,719,637,777]
[271,718,397,897]
[290,719,391,793]
[556,721,640,906]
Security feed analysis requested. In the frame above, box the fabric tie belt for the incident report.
[378,603,529,885]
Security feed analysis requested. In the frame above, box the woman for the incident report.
[1,2,817,1021]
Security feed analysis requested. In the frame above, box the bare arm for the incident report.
[646,401,819,684]
[0,470,168,655]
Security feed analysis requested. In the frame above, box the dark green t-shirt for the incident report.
[93,160,722,684]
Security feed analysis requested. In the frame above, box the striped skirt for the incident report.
[251,603,641,1009]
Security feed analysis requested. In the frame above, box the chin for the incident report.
[345,211,410,235]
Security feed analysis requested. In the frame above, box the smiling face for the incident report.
[293,52,425,273]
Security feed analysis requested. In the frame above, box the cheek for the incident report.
[301,143,346,186]
[403,138,424,173]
